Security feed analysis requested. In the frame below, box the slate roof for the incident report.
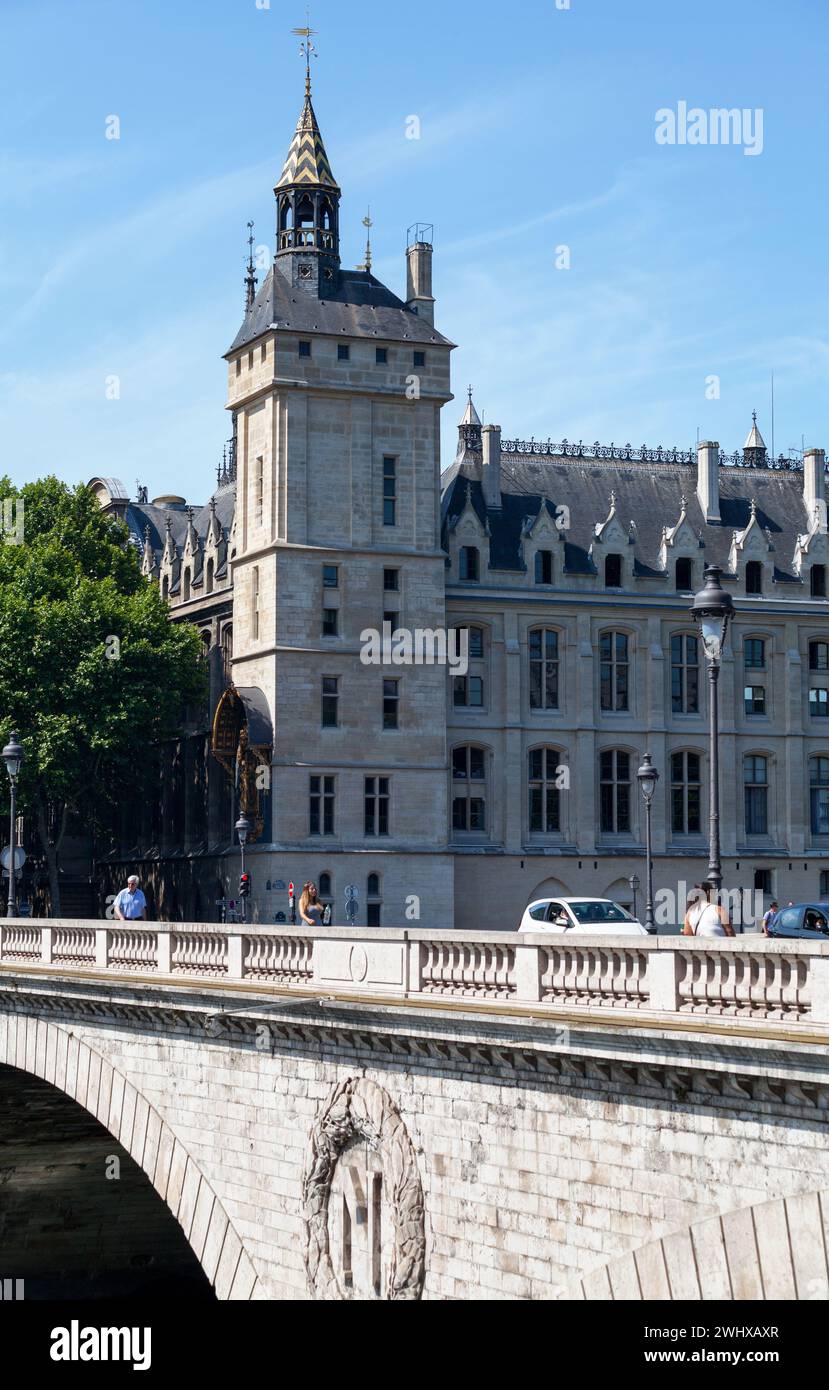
[123,484,236,557]
[442,454,816,586]
[228,264,454,354]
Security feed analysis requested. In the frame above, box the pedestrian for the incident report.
[761,900,779,936]
[113,875,148,921]
[299,881,323,927]
[682,882,735,938]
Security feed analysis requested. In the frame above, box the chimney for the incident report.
[406,227,435,325]
[697,440,720,522]
[804,448,826,529]
[482,425,502,510]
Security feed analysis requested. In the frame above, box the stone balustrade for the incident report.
[2,922,829,1027]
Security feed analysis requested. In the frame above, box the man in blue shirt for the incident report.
[113,875,148,921]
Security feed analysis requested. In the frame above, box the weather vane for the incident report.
[292,12,317,96]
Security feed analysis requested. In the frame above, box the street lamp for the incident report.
[628,873,641,922]
[235,813,252,925]
[2,731,24,919]
[637,754,659,934]
[691,565,735,897]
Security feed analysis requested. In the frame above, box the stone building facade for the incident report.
[91,73,829,930]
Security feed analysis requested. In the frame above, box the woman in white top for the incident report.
[682,882,735,938]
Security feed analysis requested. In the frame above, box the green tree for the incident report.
[0,476,205,916]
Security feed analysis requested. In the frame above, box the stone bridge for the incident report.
[1,921,829,1301]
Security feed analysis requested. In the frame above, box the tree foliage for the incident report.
[0,476,206,911]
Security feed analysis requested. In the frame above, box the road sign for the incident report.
[0,845,26,871]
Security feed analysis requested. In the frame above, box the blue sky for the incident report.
[2,0,828,501]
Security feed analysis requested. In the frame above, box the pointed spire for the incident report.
[743,410,768,467]
[245,221,257,313]
[461,386,482,429]
[276,26,338,193]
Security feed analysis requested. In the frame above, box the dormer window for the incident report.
[460,547,480,582]
[535,551,554,585]
[605,554,622,588]
[746,561,763,595]
[676,557,693,592]
[812,565,827,598]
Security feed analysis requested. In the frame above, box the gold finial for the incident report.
[360,207,373,273]
[292,12,317,97]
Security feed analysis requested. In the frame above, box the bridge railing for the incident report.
[3,923,829,1026]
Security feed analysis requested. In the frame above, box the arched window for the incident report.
[810,758,829,836]
[746,561,763,595]
[459,546,479,582]
[744,755,769,835]
[812,566,827,598]
[670,751,702,834]
[600,631,629,711]
[279,197,293,231]
[319,871,332,899]
[528,749,562,834]
[676,557,693,592]
[206,557,214,595]
[367,873,382,927]
[810,641,829,671]
[529,629,560,711]
[182,568,191,602]
[200,630,211,661]
[671,634,699,714]
[605,554,622,588]
[599,750,631,833]
[452,746,487,833]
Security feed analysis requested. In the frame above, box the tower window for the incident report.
[310,776,335,836]
[812,566,827,598]
[413,351,425,368]
[383,679,400,730]
[251,566,260,641]
[364,778,390,837]
[535,551,554,585]
[383,568,399,592]
[746,561,763,594]
[338,344,350,361]
[322,607,338,638]
[605,554,623,588]
[376,347,388,365]
[254,455,264,525]
[383,456,397,527]
[299,340,312,358]
[321,677,339,729]
[676,557,693,591]
[323,565,339,589]
[459,546,480,582]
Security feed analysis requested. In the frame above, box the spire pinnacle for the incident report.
[292,13,317,98]
[244,221,257,313]
[357,207,373,273]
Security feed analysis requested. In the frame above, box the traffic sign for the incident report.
[0,845,26,871]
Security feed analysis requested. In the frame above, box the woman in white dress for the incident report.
[682,882,735,937]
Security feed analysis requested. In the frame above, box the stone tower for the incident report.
[223,64,456,928]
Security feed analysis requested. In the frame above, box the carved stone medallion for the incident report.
[302,1077,426,1300]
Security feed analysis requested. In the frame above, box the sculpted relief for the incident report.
[302,1077,426,1300]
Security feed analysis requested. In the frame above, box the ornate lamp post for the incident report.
[691,565,735,897]
[235,813,252,925]
[628,873,641,923]
[637,755,659,934]
[2,732,24,919]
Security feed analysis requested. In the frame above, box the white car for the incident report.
[518,896,648,936]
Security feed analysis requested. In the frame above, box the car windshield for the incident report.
[567,900,634,924]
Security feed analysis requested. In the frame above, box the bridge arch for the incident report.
[571,1187,829,1301]
[0,1013,264,1300]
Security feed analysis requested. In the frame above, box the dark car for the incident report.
[766,903,829,940]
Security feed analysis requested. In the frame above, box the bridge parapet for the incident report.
[3,922,829,1030]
